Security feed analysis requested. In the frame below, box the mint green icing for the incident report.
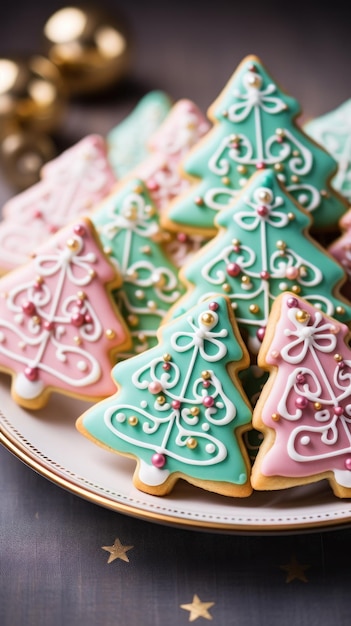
[92,178,184,357]
[79,295,252,488]
[305,99,351,203]
[107,91,172,178]
[171,170,351,352]
[166,55,346,233]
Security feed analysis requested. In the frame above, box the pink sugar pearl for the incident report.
[148,381,163,394]
[151,453,166,468]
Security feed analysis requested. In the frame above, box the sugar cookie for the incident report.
[134,98,210,265]
[0,217,131,409]
[0,135,116,273]
[251,292,351,498]
[107,90,172,178]
[162,54,347,238]
[91,178,184,356]
[304,99,351,203]
[77,295,252,497]
[168,169,351,354]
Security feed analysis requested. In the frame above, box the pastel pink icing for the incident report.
[0,217,130,406]
[329,217,351,300]
[255,293,351,489]
[134,99,210,266]
[0,134,117,273]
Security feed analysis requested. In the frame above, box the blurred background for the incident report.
[0,0,350,205]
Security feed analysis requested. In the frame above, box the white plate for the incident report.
[1,374,351,534]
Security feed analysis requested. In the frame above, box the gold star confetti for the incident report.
[280,554,310,583]
[101,538,134,564]
[180,594,215,622]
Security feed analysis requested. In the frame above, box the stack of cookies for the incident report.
[1,55,351,501]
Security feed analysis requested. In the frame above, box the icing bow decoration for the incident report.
[228,70,287,123]
[32,230,97,287]
[234,185,288,230]
[100,191,160,239]
[171,309,228,361]
[281,307,337,364]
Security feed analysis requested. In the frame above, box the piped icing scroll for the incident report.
[163,54,347,238]
[76,295,253,497]
[134,99,210,266]
[169,169,351,355]
[0,135,117,274]
[0,217,131,409]
[251,293,351,498]
[91,178,184,357]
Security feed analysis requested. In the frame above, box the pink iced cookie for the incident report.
[135,99,210,266]
[251,292,351,498]
[0,217,131,409]
[329,211,351,300]
[0,134,117,273]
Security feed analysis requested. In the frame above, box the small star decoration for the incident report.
[180,594,215,622]
[102,538,134,564]
[280,554,310,583]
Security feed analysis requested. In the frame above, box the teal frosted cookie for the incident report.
[162,55,347,237]
[107,91,172,178]
[91,178,184,356]
[76,295,253,497]
[168,169,351,354]
[305,99,351,203]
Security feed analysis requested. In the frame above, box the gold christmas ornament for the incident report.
[0,55,66,136]
[0,7,132,190]
[42,6,132,96]
[0,129,56,190]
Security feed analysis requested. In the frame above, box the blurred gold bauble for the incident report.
[0,55,67,137]
[0,130,56,190]
[42,6,132,96]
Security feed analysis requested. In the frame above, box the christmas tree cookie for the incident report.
[304,99,351,203]
[251,292,351,498]
[168,169,351,354]
[76,295,253,497]
[107,90,172,178]
[329,211,351,301]
[134,98,210,265]
[0,218,131,409]
[162,54,347,238]
[0,135,116,274]
[91,178,184,356]
[136,98,210,211]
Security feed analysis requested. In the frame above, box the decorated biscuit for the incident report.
[91,178,184,357]
[134,98,210,265]
[162,54,347,238]
[329,215,351,300]
[251,292,351,498]
[136,98,210,210]
[0,135,116,273]
[168,169,351,354]
[0,218,131,409]
[107,90,172,178]
[304,99,351,203]
[76,295,253,497]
